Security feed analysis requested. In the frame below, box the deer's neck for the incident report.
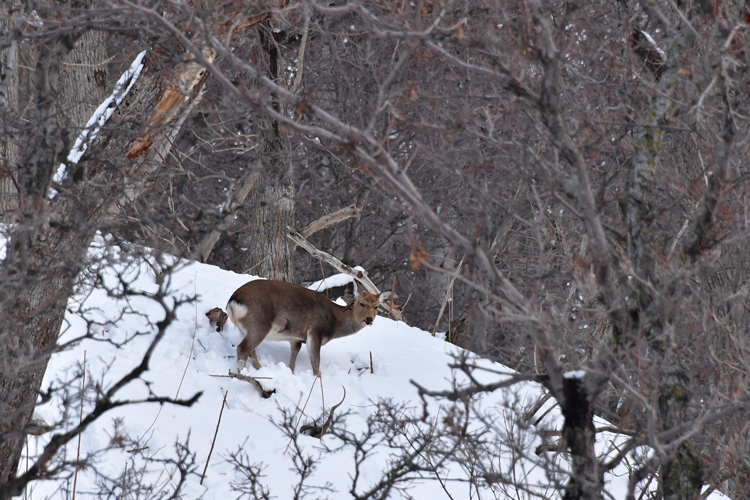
[333,304,364,339]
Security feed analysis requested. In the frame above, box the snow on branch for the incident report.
[51,50,147,194]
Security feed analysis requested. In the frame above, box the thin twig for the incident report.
[319,374,325,427]
[119,460,128,500]
[137,274,199,450]
[388,277,396,319]
[523,392,552,423]
[369,351,374,374]
[275,208,283,280]
[432,257,464,336]
[176,273,199,398]
[286,376,319,454]
[200,390,228,485]
[72,350,87,500]
[291,7,311,94]
[24,436,28,500]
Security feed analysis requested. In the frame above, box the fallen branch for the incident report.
[223,370,275,399]
[288,228,405,322]
[299,204,361,238]
[320,386,346,439]
[288,229,378,291]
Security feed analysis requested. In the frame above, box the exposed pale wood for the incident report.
[128,47,216,159]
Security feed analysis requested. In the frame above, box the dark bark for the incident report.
[0,15,19,221]
[561,375,602,500]
[245,22,295,282]
[0,32,205,493]
[0,33,77,484]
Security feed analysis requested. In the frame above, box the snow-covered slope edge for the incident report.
[18,246,723,499]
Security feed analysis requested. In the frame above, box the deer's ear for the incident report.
[378,290,393,304]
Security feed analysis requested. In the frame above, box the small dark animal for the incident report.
[206,307,228,332]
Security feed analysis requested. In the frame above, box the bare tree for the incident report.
[138,0,750,498]
[3,0,750,498]
[0,1,212,490]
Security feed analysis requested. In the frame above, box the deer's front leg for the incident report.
[288,341,302,374]
[306,332,322,376]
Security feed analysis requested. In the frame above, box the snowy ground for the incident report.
[14,239,724,499]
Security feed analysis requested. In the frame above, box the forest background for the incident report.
[1,1,750,499]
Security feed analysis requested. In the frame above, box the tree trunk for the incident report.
[245,23,295,282]
[246,159,295,281]
[561,375,602,500]
[0,34,206,493]
[0,27,19,222]
[0,22,113,484]
[623,7,706,497]
[55,30,109,153]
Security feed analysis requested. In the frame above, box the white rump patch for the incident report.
[226,301,249,325]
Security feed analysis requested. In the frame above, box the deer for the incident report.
[226,279,390,376]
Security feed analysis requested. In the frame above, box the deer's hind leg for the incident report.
[236,326,265,373]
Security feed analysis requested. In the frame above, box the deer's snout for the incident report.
[365,316,374,325]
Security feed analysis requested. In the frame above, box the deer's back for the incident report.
[228,280,339,337]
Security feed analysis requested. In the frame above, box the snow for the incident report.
[306,266,365,292]
[564,370,587,380]
[639,30,667,60]
[51,51,147,196]
[11,236,727,499]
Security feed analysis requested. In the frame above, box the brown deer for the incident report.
[226,279,389,375]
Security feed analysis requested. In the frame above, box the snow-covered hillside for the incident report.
[18,241,723,499]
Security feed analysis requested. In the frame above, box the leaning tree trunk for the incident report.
[0,31,209,493]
